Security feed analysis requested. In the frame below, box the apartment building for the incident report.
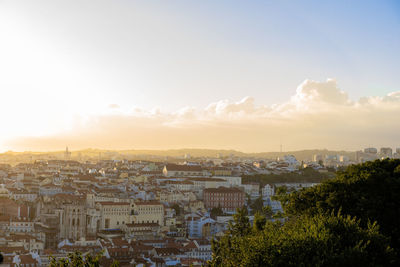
[131,201,164,226]
[203,187,245,212]
[98,202,130,229]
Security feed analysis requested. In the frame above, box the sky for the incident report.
[0,0,399,152]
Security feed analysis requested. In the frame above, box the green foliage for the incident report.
[211,160,400,266]
[262,205,273,219]
[284,159,400,254]
[228,207,250,237]
[242,167,332,187]
[49,251,119,267]
[210,211,396,267]
[253,212,267,231]
[210,207,224,219]
[275,185,288,195]
[249,197,274,218]
[249,196,264,215]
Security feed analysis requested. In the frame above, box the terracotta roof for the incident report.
[19,254,38,264]
[154,247,181,256]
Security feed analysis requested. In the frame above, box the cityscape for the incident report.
[0,146,398,266]
[1,0,400,266]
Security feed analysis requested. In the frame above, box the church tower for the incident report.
[64,146,71,160]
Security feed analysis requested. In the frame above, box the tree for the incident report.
[228,207,250,237]
[284,159,400,255]
[242,167,332,187]
[210,160,400,266]
[49,251,119,267]
[210,211,396,266]
[210,207,224,219]
[275,185,288,196]
[253,212,266,231]
[249,196,264,215]
[318,159,324,166]
[262,205,273,219]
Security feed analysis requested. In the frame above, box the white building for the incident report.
[262,184,274,199]
[98,202,130,229]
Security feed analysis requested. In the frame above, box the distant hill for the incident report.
[0,148,356,161]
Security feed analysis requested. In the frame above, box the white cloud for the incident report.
[5,79,400,152]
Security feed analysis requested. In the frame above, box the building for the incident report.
[187,178,228,192]
[97,202,130,230]
[241,182,260,200]
[262,184,274,199]
[59,200,87,241]
[163,164,207,177]
[186,216,215,238]
[122,222,160,240]
[9,218,34,233]
[380,147,393,158]
[184,239,213,262]
[312,154,323,163]
[364,147,377,154]
[8,188,37,202]
[210,167,232,176]
[356,150,378,163]
[131,201,164,226]
[216,176,242,187]
[203,187,245,212]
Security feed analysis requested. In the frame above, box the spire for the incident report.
[64,146,71,160]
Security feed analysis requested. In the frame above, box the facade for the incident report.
[380,147,393,158]
[203,187,245,212]
[122,222,160,239]
[241,182,260,199]
[364,147,377,154]
[9,219,34,233]
[262,184,274,199]
[131,201,164,226]
[216,176,242,187]
[186,216,216,238]
[98,202,130,230]
[8,189,37,202]
[163,164,207,177]
[210,167,232,176]
[59,202,87,241]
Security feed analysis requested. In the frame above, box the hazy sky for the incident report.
[1,1,400,152]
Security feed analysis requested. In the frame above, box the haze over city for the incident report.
[1,0,399,152]
[2,1,400,266]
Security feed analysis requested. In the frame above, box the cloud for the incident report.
[292,79,349,106]
[6,79,400,152]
